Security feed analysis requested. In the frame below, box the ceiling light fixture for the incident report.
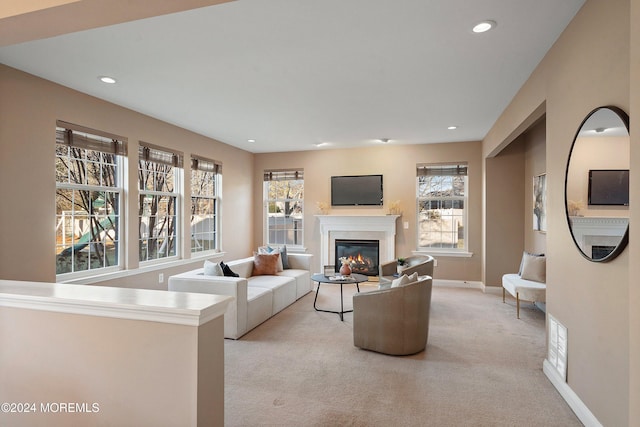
[472,20,496,33]
[447,126,458,130]
[248,139,256,143]
[379,138,390,143]
[594,127,607,133]
[98,76,117,84]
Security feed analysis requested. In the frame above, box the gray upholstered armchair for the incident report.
[353,276,433,356]
[379,255,434,283]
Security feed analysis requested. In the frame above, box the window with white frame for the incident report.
[190,156,221,254]
[416,163,468,252]
[264,169,304,247]
[138,142,182,262]
[55,121,126,277]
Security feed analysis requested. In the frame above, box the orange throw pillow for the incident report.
[252,253,280,276]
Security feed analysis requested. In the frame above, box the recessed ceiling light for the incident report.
[98,76,116,84]
[248,139,256,143]
[472,20,496,33]
[314,142,328,147]
[379,138,390,143]
[447,126,458,130]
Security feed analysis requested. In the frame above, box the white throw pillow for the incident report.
[204,259,224,276]
[391,274,410,288]
[407,272,419,282]
[521,255,546,283]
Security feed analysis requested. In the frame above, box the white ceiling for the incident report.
[0,0,585,153]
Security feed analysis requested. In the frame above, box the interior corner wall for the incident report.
[484,140,525,287]
[0,64,254,286]
[523,119,547,254]
[253,141,484,282]
[483,0,631,425]
[629,0,640,423]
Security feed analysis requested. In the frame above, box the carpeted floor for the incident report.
[224,283,581,426]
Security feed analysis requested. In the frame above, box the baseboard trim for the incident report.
[543,359,602,427]
[433,279,484,289]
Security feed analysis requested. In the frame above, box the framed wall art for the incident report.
[533,173,547,232]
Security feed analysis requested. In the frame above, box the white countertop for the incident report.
[0,280,232,326]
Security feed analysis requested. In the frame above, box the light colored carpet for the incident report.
[224,283,581,426]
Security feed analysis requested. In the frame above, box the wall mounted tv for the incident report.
[331,174,383,206]
[588,169,629,206]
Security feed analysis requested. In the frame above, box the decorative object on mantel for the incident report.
[316,201,329,215]
[397,257,408,274]
[388,200,401,215]
[567,200,584,217]
[338,256,353,276]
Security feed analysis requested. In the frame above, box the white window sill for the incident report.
[412,250,473,258]
[59,252,226,285]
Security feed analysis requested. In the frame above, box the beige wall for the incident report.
[523,119,547,254]
[484,138,525,286]
[0,306,225,426]
[0,64,254,287]
[630,0,640,422]
[484,0,630,425]
[484,118,546,287]
[254,141,483,281]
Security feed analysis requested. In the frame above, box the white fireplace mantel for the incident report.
[315,215,400,273]
[569,216,628,255]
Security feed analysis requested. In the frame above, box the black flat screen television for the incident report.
[331,174,383,206]
[588,169,629,206]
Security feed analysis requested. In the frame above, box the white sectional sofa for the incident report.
[168,253,313,339]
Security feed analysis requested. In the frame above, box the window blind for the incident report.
[55,120,127,155]
[139,141,183,168]
[416,164,468,176]
[263,169,304,181]
[191,155,222,174]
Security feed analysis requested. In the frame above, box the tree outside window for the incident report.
[417,164,468,251]
[55,124,125,276]
[138,143,181,262]
[264,170,303,247]
[191,156,221,253]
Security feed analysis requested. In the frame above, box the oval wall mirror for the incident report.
[565,106,630,262]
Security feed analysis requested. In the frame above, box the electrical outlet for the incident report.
[433,259,438,267]
[403,221,409,229]
[158,273,164,283]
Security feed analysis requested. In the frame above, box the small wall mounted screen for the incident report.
[588,169,629,206]
[331,174,383,206]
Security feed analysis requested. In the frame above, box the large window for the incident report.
[417,163,468,252]
[138,142,181,262]
[191,156,221,254]
[264,169,304,247]
[55,122,126,277]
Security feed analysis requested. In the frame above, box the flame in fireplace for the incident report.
[345,253,374,273]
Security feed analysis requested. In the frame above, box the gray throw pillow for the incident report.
[280,245,289,269]
[518,251,544,275]
[520,254,546,283]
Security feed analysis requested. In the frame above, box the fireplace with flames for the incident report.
[334,239,380,276]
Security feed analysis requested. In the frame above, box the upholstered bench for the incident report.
[502,252,546,318]
[502,274,546,318]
